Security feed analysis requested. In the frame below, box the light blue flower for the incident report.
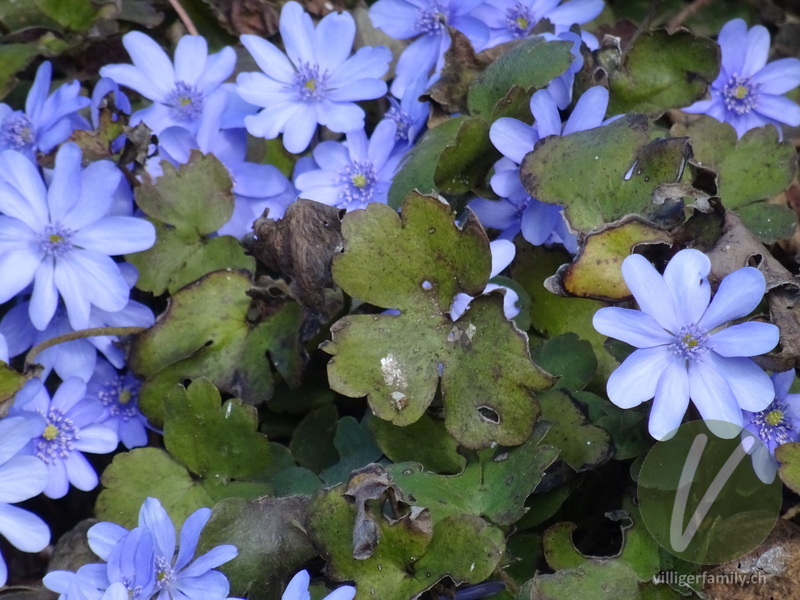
[593,249,780,440]
[282,570,355,600]
[384,77,430,148]
[99,33,238,136]
[0,61,90,160]
[294,120,404,211]
[0,143,155,330]
[150,91,294,236]
[11,378,118,498]
[471,0,603,51]
[471,87,615,252]
[683,18,800,138]
[370,0,489,97]
[0,413,50,587]
[236,1,391,154]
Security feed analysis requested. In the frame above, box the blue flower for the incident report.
[294,120,404,211]
[451,239,519,320]
[85,360,151,450]
[683,18,800,138]
[370,0,489,97]
[99,33,237,136]
[471,87,615,252]
[0,143,155,330]
[0,413,50,587]
[593,249,780,440]
[384,78,430,147]
[471,0,604,51]
[0,332,7,363]
[149,91,294,236]
[282,570,355,600]
[236,1,391,154]
[0,61,90,160]
[11,378,118,498]
[47,497,238,600]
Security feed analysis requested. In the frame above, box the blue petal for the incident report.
[280,1,317,67]
[607,346,671,408]
[704,353,774,412]
[687,359,742,428]
[529,89,561,138]
[563,86,609,135]
[315,10,356,73]
[489,118,536,164]
[698,266,766,330]
[663,248,711,326]
[139,497,176,559]
[174,507,211,571]
[709,322,779,357]
[621,254,679,333]
[0,502,50,552]
[593,307,674,348]
[649,356,690,440]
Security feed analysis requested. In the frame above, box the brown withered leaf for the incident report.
[250,199,344,310]
[703,518,800,600]
[344,463,403,559]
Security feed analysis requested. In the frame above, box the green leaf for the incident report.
[671,117,798,210]
[289,405,340,472]
[573,391,649,461]
[0,45,40,99]
[0,361,30,411]
[96,448,214,529]
[34,0,104,31]
[387,422,559,524]
[511,245,615,381]
[538,389,613,472]
[777,443,800,495]
[164,379,271,480]
[543,218,672,300]
[368,413,466,474]
[433,117,495,196]
[326,194,553,448]
[127,151,254,294]
[467,38,574,119]
[736,203,797,245]
[607,30,720,117]
[520,115,691,233]
[529,560,642,599]
[319,417,383,485]
[532,334,597,392]
[131,270,303,426]
[308,487,504,600]
[198,497,317,600]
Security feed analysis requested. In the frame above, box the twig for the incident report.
[24,326,147,372]
[667,0,713,34]
[168,0,199,36]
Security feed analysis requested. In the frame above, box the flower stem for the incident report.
[168,0,199,36]
[24,327,147,372]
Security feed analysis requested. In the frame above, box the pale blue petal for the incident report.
[43,458,70,499]
[709,322,779,357]
[369,0,423,39]
[621,254,679,333]
[328,46,392,89]
[593,306,674,348]
[698,266,766,330]
[529,89,562,138]
[72,217,156,255]
[718,19,748,77]
[0,456,48,502]
[489,118,536,164]
[283,570,311,600]
[196,47,237,93]
[88,521,129,561]
[607,346,671,408]
[0,150,48,223]
[391,34,441,98]
[283,105,319,154]
[563,86,609,135]
[30,259,58,331]
[47,143,83,223]
[704,353,775,412]
[489,239,515,277]
[317,101,365,132]
[174,507,211,571]
[280,1,316,66]
[180,545,237,577]
[327,78,387,102]
[742,25,770,77]
[25,62,52,118]
[316,10,355,73]
[140,497,176,559]
[174,36,208,85]
[64,160,122,230]
[174,570,230,598]
[324,586,357,600]
[0,415,45,463]
[121,31,176,98]
[469,197,519,231]
[520,200,562,245]
[240,36,295,84]
[0,249,40,305]
[772,369,795,401]
[0,502,50,552]
[245,102,303,140]
[663,248,711,325]
[752,58,800,94]
[688,359,742,427]
[65,451,100,491]
[756,95,800,127]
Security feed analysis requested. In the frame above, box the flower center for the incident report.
[416,4,447,34]
[155,556,176,590]
[670,324,710,360]
[40,223,74,258]
[338,161,378,208]
[98,373,142,420]
[723,74,760,115]
[167,81,204,120]
[386,101,413,142]
[506,4,534,37]
[751,401,794,446]
[0,112,35,152]
[35,409,79,464]
[294,63,329,102]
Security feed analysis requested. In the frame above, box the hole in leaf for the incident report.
[477,406,500,424]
